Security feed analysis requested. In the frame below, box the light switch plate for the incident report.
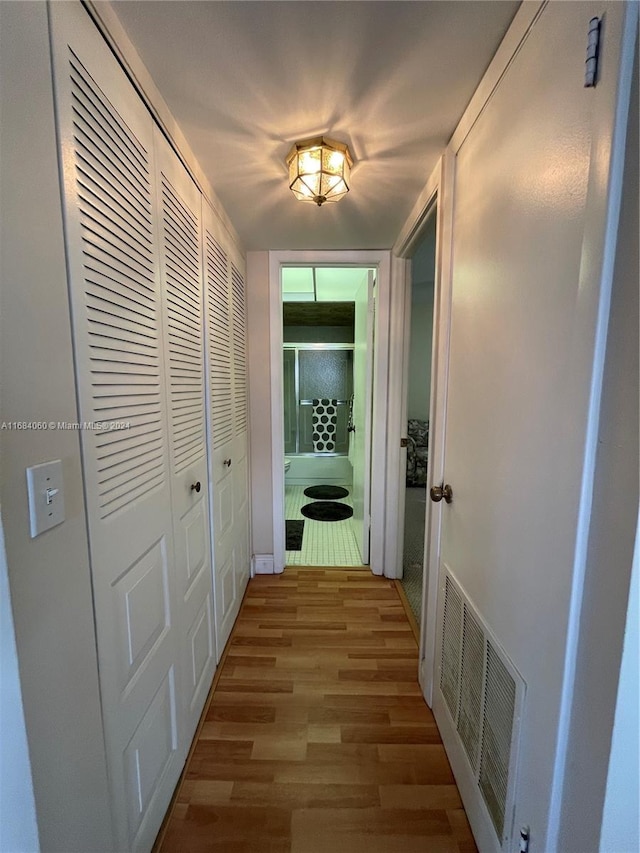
[26,460,65,538]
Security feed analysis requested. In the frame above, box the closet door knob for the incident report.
[223,459,232,468]
[191,481,201,493]
[430,483,453,504]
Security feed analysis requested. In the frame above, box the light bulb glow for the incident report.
[299,150,321,174]
[328,150,344,170]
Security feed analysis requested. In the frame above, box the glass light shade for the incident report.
[286,136,353,206]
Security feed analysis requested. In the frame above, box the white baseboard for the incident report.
[252,554,275,575]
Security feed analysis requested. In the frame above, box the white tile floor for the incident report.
[285,484,363,566]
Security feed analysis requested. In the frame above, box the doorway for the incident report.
[281,267,374,567]
[268,250,391,575]
[400,211,437,619]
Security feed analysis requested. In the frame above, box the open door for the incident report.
[350,270,374,564]
[429,3,636,851]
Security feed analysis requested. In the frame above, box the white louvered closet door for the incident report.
[203,201,239,652]
[230,256,251,594]
[203,202,251,653]
[154,128,216,741]
[50,5,183,851]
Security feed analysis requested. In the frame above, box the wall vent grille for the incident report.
[441,574,463,719]
[479,641,517,838]
[438,568,525,848]
[457,606,484,772]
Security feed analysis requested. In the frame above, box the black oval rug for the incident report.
[301,501,353,522]
[303,485,349,500]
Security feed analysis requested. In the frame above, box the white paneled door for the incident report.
[154,128,216,742]
[50,5,183,849]
[431,3,635,851]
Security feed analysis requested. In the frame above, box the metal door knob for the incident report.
[223,459,232,468]
[430,483,453,504]
[191,481,201,493]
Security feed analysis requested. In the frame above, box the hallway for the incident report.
[155,568,476,852]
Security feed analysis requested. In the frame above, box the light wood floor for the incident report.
[156,567,477,853]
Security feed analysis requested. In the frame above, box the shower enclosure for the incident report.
[283,343,353,485]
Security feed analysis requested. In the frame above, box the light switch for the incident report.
[26,460,65,538]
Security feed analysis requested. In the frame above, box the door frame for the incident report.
[268,250,391,574]
[389,0,551,710]
[350,269,375,565]
[388,152,455,706]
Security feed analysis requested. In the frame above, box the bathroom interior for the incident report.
[279,241,436,593]
[282,267,373,567]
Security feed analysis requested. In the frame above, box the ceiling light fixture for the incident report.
[286,136,353,207]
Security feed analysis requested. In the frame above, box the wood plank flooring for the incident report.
[156,567,477,853]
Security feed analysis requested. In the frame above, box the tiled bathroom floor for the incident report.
[285,484,363,567]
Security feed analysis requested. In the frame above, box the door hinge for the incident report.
[584,16,600,88]
[400,437,408,448]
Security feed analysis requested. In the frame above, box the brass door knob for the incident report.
[430,483,453,504]
[191,481,201,493]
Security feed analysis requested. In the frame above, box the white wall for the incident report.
[246,252,275,557]
[0,3,114,849]
[0,510,39,853]
[558,38,639,850]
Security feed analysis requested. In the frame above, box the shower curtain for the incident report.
[312,398,338,452]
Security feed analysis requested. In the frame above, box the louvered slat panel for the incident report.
[69,50,164,520]
[438,568,524,849]
[160,177,205,474]
[206,234,233,449]
[457,605,484,772]
[440,574,463,719]
[231,262,247,433]
[479,641,516,840]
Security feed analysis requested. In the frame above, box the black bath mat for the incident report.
[301,501,353,522]
[285,519,305,550]
[304,485,349,500]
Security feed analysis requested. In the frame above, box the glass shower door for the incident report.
[283,348,296,455]
[283,345,353,455]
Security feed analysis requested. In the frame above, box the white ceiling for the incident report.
[112,1,520,251]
